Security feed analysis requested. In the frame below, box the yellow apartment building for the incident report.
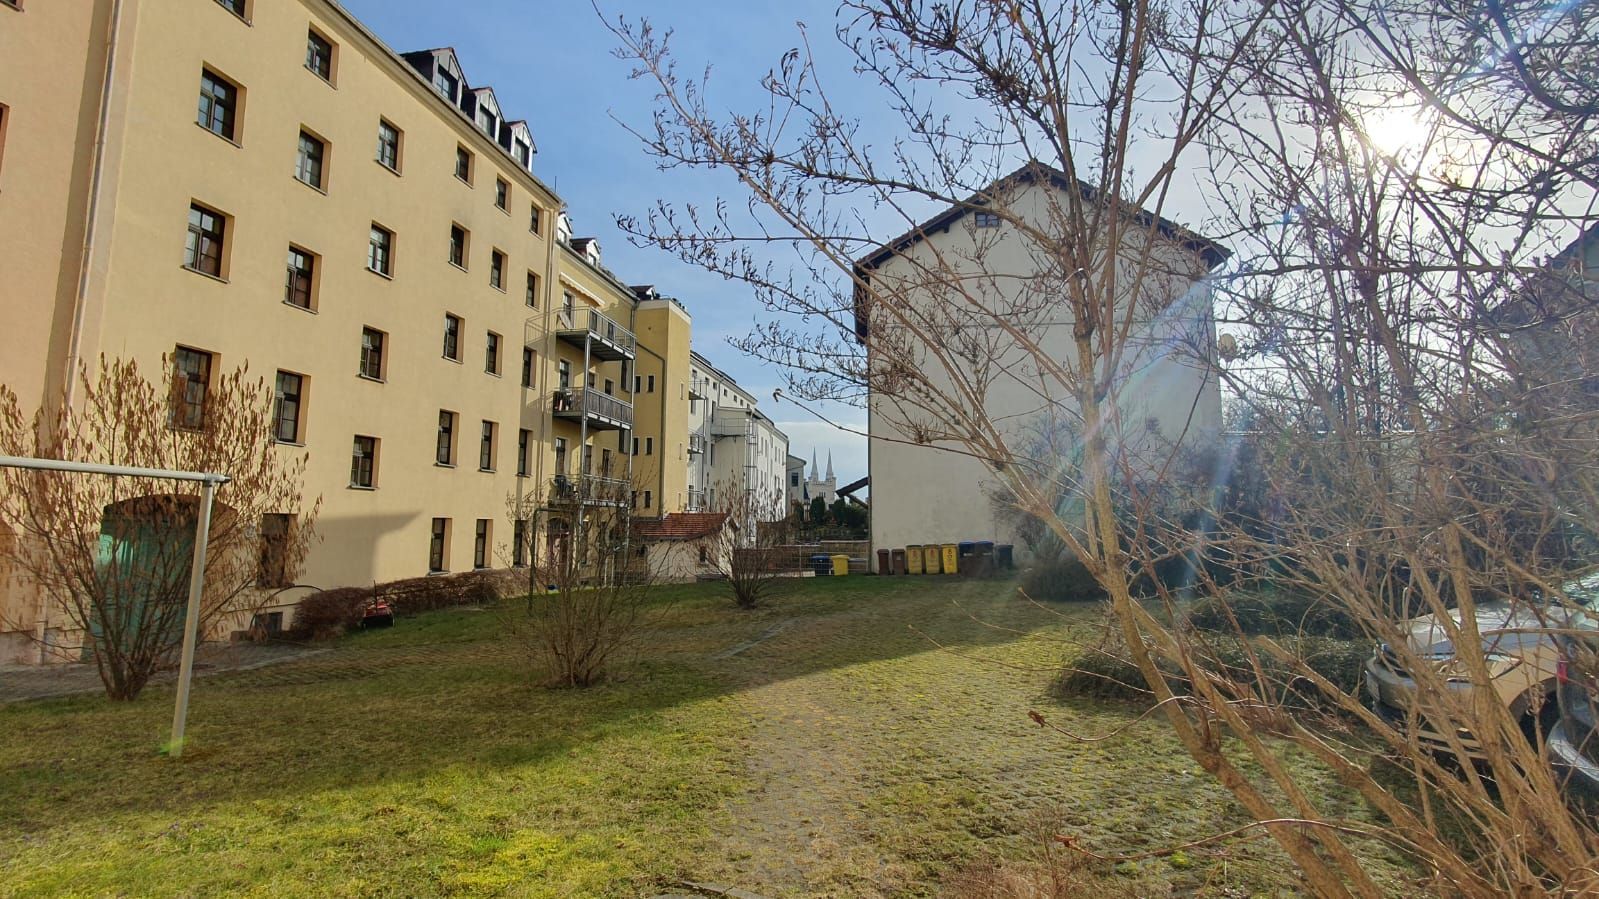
[0,0,578,660]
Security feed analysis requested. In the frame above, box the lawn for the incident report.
[0,576,1418,897]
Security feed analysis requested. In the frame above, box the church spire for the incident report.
[826,451,834,482]
[810,448,819,480]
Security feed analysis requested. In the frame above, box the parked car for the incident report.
[1548,633,1599,802]
[362,595,395,628]
[1364,572,1599,760]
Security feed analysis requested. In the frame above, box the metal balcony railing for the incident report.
[688,375,710,399]
[710,411,752,438]
[555,308,636,360]
[686,488,708,511]
[552,387,633,430]
[549,473,630,506]
[687,433,707,455]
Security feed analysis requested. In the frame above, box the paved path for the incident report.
[0,641,325,703]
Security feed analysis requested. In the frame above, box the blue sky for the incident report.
[341,0,873,484]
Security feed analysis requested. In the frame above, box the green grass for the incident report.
[0,576,1417,897]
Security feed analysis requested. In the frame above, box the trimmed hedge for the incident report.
[1054,631,1368,711]
[287,569,524,640]
[1185,590,1363,640]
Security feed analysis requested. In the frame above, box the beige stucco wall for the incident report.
[865,179,1223,569]
[0,0,574,655]
[630,298,693,514]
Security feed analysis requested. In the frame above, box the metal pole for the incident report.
[168,478,218,758]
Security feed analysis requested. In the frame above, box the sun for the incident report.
[1363,107,1432,157]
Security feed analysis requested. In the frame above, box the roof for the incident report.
[853,161,1230,272]
[633,512,730,543]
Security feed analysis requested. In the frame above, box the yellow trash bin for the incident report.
[906,545,924,575]
[831,554,849,577]
[923,543,942,575]
[942,544,959,574]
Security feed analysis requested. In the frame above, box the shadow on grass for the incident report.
[0,574,1061,835]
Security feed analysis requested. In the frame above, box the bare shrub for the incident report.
[0,356,318,700]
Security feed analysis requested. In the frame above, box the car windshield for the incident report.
[1558,571,1599,609]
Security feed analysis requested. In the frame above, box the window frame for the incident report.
[479,420,496,472]
[485,331,501,375]
[494,178,509,211]
[436,410,456,466]
[448,223,469,269]
[525,271,539,308]
[294,128,328,191]
[213,0,249,22]
[367,223,394,277]
[197,67,241,143]
[170,346,214,431]
[359,326,386,381]
[454,145,473,184]
[473,519,490,569]
[184,202,228,278]
[350,434,378,488]
[517,428,530,477]
[489,249,505,290]
[375,118,403,173]
[305,27,336,84]
[521,347,534,389]
[272,370,306,444]
[443,313,462,361]
[284,244,317,310]
[429,517,450,573]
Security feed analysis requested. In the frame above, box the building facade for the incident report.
[0,0,797,662]
[857,166,1226,571]
[685,353,789,528]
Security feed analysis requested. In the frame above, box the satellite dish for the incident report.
[1217,333,1238,361]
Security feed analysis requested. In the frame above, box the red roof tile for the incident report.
[632,511,729,542]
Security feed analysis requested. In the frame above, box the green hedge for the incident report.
[1185,590,1363,640]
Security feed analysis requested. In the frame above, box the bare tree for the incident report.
[0,355,318,700]
[605,0,1599,894]
[503,477,659,688]
[717,481,794,609]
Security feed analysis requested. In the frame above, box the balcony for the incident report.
[687,433,707,455]
[688,375,709,400]
[710,411,751,438]
[552,387,633,431]
[555,308,635,361]
[687,488,708,512]
[548,473,630,507]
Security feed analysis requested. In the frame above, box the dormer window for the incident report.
[433,67,458,101]
[513,138,531,167]
[974,211,1001,228]
[478,108,497,136]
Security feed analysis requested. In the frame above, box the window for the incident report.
[0,105,8,177]
[449,224,468,268]
[790,472,800,487]
[553,437,567,474]
[530,206,541,234]
[359,327,385,380]
[351,435,377,487]
[478,107,498,136]
[521,347,534,388]
[485,332,500,374]
[305,29,334,82]
[631,436,638,456]
[479,420,496,471]
[257,514,293,588]
[454,145,473,183]
[215,0,247,16]
[429,518,449,572]
[273,371,304,443]
[562,291,574,322]
[443,314,461,360]
[525,271,539,307]
[433,68,458,100]
[974,211,1001,228]
[376,119,402,172]
[557,359,571,390]
[294,131,325,189]
[495,178,509,210]
[489,249,505,289]
[474,519,490,569]
[517,429,530,476]
[513,138,532,168]
[634,375,641,393]
[184,203,226,277]
[647,375,656,393]
[368,224,393,276]
[436,410,455,465]
[285,246,315,309]
[644,490,652,510]
[171,347,212,430]
[512,519,529,567]
[251,611,284,636]
[197,68,238,141]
